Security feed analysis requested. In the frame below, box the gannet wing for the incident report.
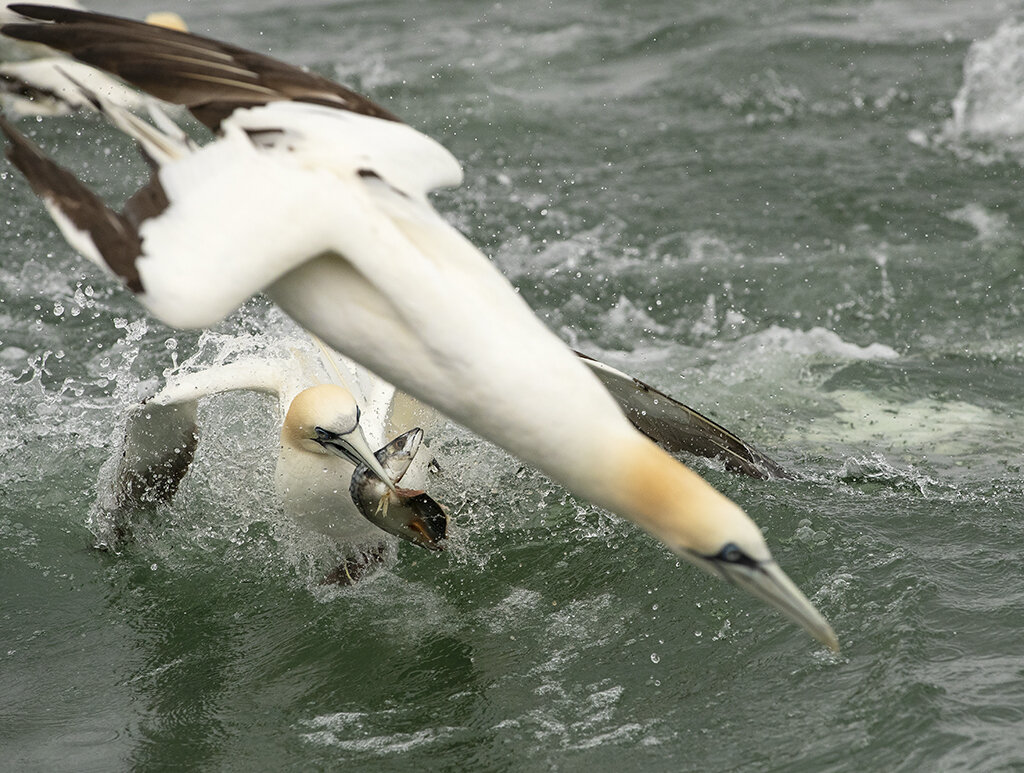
[113,358,296,511]
[0,99,461,327]
[149,358,295,410]
[1,7,464,327]
[2,3,399,129]
[0,56,157,115]
[575,352,792,480]
[114,393,198,511]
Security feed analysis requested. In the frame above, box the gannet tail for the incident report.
[576,352,792,480]
[54,66,194,163]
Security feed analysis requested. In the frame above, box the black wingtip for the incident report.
[7,3,93,22]
[575,349,796,481]
[3,4,402,130]
[0,111,53,190]
[0,115,145,293]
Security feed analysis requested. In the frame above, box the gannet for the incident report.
[0,3,186,116]
[0,4,839,650]
[107,338,448,582]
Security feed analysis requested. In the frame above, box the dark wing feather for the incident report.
[2,4,400,129]
[115,398,200,510]
[576,352,793,480]
[0,113,144,291]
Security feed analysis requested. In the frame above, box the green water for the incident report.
[2,0,1024,770]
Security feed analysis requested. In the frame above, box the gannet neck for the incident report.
[610,435,769,560]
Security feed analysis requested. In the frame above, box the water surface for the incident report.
[2,0,1024,770]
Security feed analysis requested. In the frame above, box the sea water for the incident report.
[2,0,1023,770]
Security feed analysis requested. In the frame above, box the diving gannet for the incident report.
[0,4,838,650]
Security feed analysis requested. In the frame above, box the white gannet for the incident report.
[106,337,448,582]
[0,4,838,650]
[0,4,186,116]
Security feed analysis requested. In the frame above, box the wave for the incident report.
[923,18,1024,163]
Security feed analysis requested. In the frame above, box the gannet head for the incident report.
[283,384,397,490]
[620,439,839,652]
[282,385,447,550]
[144,12,188,32]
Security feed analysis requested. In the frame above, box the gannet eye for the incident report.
[314,405,360,439]
[722,543,742,562]
[713,542,759,569]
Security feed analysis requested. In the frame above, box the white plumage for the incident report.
[0,5,838,650]
[104,337,446,578]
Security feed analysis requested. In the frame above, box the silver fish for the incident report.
[349,428,448,550]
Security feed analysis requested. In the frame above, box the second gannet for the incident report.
[0,4,838,650]
[105,337,448,582]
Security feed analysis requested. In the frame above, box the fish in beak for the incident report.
[349,428,448,550]
[314,421,399,493]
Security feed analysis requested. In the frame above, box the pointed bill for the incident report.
[718,559,839,652]
[317,424,398,492]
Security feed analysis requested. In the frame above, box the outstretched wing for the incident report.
[112,358,293,511]
[576,352,792,480]
[0,9,463,330]
[0,112,145,289]
[114,393,199,511]
[3,3,398,129]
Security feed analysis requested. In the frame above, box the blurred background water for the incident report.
[2,0,1024,770]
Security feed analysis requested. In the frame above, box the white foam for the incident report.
[948,19,1024,153]
[726,325,898,362]
[301,713,456,753]
[945,203,1010,242]
[792,388,1004,454]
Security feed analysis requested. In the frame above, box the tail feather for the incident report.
[0,113,143,291]
[576,351,793,480]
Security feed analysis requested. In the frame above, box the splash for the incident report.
[725,326,899,362]
[949,20,1024,151]
[926,18,1024,163]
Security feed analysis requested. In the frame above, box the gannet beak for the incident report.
[315,425,398,492]
[709,556,839,652]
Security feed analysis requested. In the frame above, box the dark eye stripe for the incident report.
[707,542,760,570]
